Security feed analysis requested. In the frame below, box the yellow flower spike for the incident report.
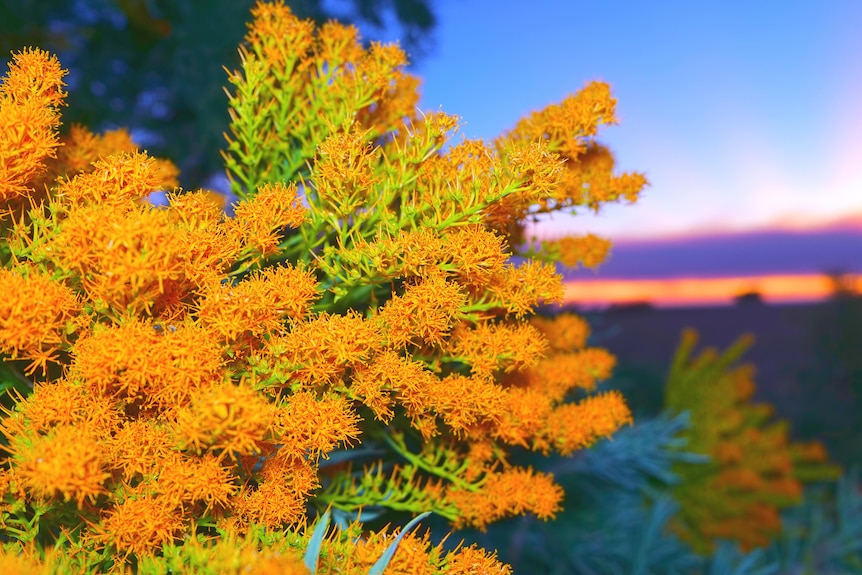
[93,494,185,560]
[11,423,109,507]
[447,320,549,378]
[0,266,81,375]
[441,224,508,287]
[377,274,466,348]
[153,453,238,513]
[196,263,319,344]
[542,390,633,456]
[0,48,67,207]
[502,346,616,416]
[70,318,224,410]
[446,466,563,531]
[530,312,591,352]
[231,455,319,530]
[54,150,169,207]
[172,381,276,458]
[273,390,361,461]
[268,310,384,387]
[228,180,306,260]
[486,259,565,318]
[544,233,613,269]
[312,123,382,217]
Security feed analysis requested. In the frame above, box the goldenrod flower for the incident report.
[95,494,185,558]
[55,151,170,206]
[447,320,548,378]
[0,48,66,205]
[70,318,224,409]
[153,453,237,512]
[530,312,590,351]
[445,545,513,575]
[377,274,466,348]
[541,390,633,456]
[273,390,361,460]
[172,381,276,457]
[231,455,318,529]
[228,181,306,259]
[107,418,175,478]
[263,311,383,388]
[4,377,120,439]
[349,350,437,424]
[11,423,108,507]
[0,266,82,375]
[507,348,616,403]
[447,466,563,531]
[486,260,565,317]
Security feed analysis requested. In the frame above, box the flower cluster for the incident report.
[665,329,842,553]
[0,2,646,571]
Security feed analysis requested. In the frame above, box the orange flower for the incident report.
[447,466,563,531]
[273,390,361,460]
[530,313,590,351]
[349,350,438,424]
[11,423,109,506]
[153,453,237,512]
[108,418,176,478]
[95,494,185,558]
[262,310,383,388]
[246,0,316,67]
[231,455,318,530]
[196,264,318,342]
[419,374,507,436]
[377,274,466,348]
[0,267,82,374]
[228,181,306,260]
[545,233,612,269]
[445,545,513,575]
[45,124,137,178]
[0,48,66,205]
[4,377,121,439]
[45,201,188,316]
[494,387,553,448]
[55,151,171,206]
[442,225,508,287]
[508,348,616,402]
[447,321,548,378]
[486,260,564,317]
[312,124,381,216]
[70,318,224,409]
[541,390,633,456]
[172,381,276,457]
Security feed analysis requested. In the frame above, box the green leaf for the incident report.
[304,509,331,575]
[367,511,431,575]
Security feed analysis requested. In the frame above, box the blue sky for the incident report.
[410,0,862,242]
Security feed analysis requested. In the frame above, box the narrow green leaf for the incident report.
[367,512,431,575]
[304,509,331,574]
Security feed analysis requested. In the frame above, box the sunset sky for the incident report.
[408,0,862,305]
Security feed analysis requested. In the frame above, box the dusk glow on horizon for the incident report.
[415,1,862,244]
[561,273,857,309]
[411,1,862,306]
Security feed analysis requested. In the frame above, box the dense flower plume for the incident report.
[0,1,648,571]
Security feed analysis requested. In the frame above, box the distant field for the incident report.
[565,300,862,468]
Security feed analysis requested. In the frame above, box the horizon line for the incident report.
[560,273,861,309]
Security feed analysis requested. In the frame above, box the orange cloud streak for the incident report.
[562,274,861,308]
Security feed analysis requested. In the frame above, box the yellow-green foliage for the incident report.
[665,329,842,555]
[0,1,646,571]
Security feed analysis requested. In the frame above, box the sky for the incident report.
[405,0,862,305]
